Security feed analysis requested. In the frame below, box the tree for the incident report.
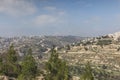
[3,45,20,78]
[66,45,70,50]
[18,48,37,80]
[0,57,3,75]
[45,47,69,80]
[7,45,17,63]
[80,62,94,80]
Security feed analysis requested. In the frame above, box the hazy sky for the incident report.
[0,0,120,37]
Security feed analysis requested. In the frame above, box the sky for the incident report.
[0,0,120,37]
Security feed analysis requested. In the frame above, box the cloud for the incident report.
[75,0,93,8]
[43,6,66,16]
[44,6,56,11]
[34,6,66,27]
[34,14,62,26]
[0,0,36,16]
[58,11,66,16]
[83,16,101,25]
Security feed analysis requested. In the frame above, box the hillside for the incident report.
[57,32,120,80]
[0,36,86,56]
[1,33,120,80]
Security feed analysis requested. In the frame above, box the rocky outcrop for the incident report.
[107,32,120,40]
[0,76,8,80]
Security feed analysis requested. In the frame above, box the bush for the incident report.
[97,40,112,46]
